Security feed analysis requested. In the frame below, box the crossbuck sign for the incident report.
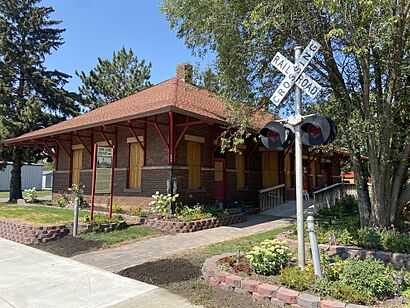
[270,40,322,106]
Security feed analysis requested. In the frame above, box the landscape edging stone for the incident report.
[0,220,68,244]
[277,231,410,269]
[201,253,369,308]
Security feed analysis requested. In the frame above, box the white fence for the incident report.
[313,183,357,213]
[0,163,43,191]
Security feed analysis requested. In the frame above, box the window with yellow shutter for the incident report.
[235,151,246,188]
[187,141,201,189]
[262,151,279,188]
[129,143,144,189]
[71,149,83,185]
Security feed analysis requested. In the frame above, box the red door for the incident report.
[214,159,226,202]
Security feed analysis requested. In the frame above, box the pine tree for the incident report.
[77,47,152,109]
[0,0,81,202]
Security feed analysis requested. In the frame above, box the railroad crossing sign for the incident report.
[270,40,322,106]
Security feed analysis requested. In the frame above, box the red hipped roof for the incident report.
[5,78,275,145]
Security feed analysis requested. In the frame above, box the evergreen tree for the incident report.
[77,47,152,109]
[0,0,81,201]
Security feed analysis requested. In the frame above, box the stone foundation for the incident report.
[202,253,365,308]
[0,220,69,244]
[144,214,245,233]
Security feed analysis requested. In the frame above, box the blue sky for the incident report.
[42,0,213,92]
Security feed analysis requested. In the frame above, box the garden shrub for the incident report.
[150,192,179,214]
[357,227,382,249]
[112,203,125,214]
[84,213,123,231]
[315,278,334,297]
[337,195,358,213]
[280,266,315,291]
[338,258,395,302]
[56,192,70,208]
[127,205,147,217]
[245,239,292,275]
[381,229,410,253]
[24,187,38,203]
[176,204,213,222]
[332,281,375,305]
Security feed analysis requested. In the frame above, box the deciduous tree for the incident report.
[162,0,410,227]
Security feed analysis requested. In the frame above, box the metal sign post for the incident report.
[269,39,321,267]
[294,46,305,267]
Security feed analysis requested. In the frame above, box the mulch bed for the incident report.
[119,258,270,308]
[119,258,201,286]
[31,235,104,257]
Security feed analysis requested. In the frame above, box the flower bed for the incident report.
[202,253,353,307]
[144,214,245,233]
[277,230,410,270]
[0,220,68,244]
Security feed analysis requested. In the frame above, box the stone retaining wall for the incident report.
[277,231,410,270]
[202,253,366,308]
[144,214,245,233]
[0,220,69,244]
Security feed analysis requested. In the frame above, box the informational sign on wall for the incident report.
[95,147,113,193]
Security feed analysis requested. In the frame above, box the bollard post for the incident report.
[73,197,79,237]
[306,215,322,279]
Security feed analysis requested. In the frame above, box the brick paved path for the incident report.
[72,215,294,273]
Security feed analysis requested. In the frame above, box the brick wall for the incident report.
[52,113,268,207]
[0,220,68,244]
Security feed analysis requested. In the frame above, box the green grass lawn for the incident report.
[0,204,87,225]
[80,225,160,245]
[0,190,52,199]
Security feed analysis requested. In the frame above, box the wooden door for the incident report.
[262,151,279,188]
[129,143,144,189]
[72,149,83,185]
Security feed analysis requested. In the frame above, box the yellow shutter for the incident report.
[71,149,82,185]
[214,160,224,182]
[187,142,201,189]
[262,151,278,188]
[235,152,245,188]
[310,159,316,187]
[129,143,144,189]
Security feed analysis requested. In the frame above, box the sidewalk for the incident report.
[72,214,294,273]
[0,237,199,308]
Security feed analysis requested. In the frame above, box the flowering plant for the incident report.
[24,187,38,203]
[246,239,292,275]
[67,184,88,208]
[150,191,179,214]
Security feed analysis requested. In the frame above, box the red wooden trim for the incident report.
[175,120,211,127]
[90,132,94,168]
[55,142,59,171]
[99,131,113,147]
[75,134,92,156]
[128,126,145,151]
[108,127,118,218]
[154,122,169,148]
[53,137,70,160]
[90,143,98,222]
[143,121,147,166]
[168,111,174,164]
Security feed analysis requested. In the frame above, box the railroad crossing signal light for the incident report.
[300,115,337,146]
[260,121,294,150]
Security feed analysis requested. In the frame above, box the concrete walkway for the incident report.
[0,237,199,308]
[72,215,295,273]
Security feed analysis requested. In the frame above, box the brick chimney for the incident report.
[176,63,193,83]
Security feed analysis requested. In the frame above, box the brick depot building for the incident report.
[5,64,347,208]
